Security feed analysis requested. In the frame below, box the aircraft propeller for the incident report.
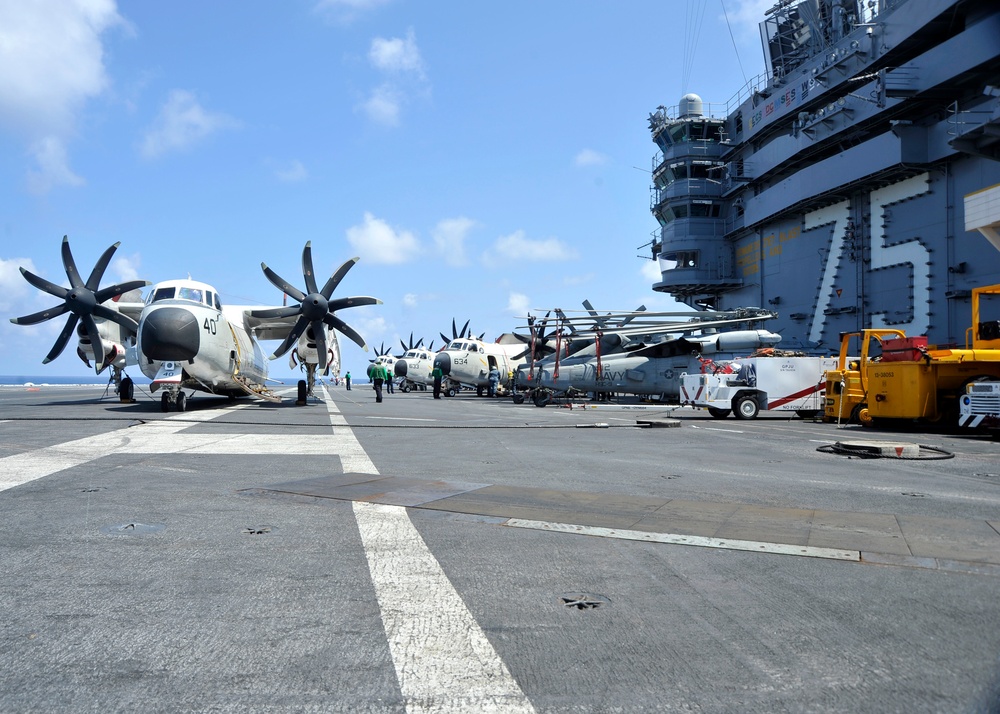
[251,242,381,372]
[9,236,150,372]
[439,318,483,345]
[399,333,424,353]
[512,311,559,361]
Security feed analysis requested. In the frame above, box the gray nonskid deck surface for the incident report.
[1,384,999,713]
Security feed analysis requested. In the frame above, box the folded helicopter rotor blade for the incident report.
[301,242,319,296]
[43,315,79,364]
[10,303,69,326]
[261,264,306,303]
[320,257,360,300]
[19,268,69,301]
[85,241,121,292]
[60,235,84,290]
[269,315,309,359]
[324,313,368,351]
[249,306,301,320]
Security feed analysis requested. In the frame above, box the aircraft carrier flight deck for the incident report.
[1,384,999,712]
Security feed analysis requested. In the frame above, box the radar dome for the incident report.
[678,93,704,118]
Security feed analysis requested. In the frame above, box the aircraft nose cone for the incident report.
[434,352,451,376]
[140,307,200,362]
[395,360,408,377]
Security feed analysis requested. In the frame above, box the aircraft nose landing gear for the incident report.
[160,388,188,412]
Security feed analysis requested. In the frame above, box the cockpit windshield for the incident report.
[149,287,175,303]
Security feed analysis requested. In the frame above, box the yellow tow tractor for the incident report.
[825,284,1000,427]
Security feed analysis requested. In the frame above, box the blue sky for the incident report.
[0,0,771,380]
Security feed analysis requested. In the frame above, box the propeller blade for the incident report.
[301,242,319,295]
[10,303,69,326]
[85,241,120,292]
[19,268,69,301]
[459,319,470,338]
[319,257,359,299]
[326,296,381,311]
[313,320,328,372]
[269,315,309,359]
[43,315,79,364]
[249,306,301,320]
[81,314,106,372]
[94,279,151,303]
[324,313,369,351]
[92,304,140,334]
[60,236,84,289]
[261,264,306,303]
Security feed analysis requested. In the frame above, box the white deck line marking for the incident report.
[504,518,860,562]
[323,388,534,713]
[0,401,253,492]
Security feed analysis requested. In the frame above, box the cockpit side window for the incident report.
[150,287,176,303]
[214,293,222,311]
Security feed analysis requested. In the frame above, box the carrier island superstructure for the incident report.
[647,0,1000,351]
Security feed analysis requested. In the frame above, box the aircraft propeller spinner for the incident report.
[251,242,381,371]
[9,236,150,372]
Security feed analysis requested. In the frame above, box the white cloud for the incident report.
[432,217,476,267]
[112,253,142,283]
[360,84,402,126]
[0,0,125,137]
[640,258,662,282]
[0,257,37,312]
[346,212,420,264]
[563,272,595,287]
[0,1,126,192]
[369,29,425,78]
[140,90,238,159]
[574,149,608,167]
[402,293,418,308]
[506,292,531,314]
[359,29,428,126]
[26,136,85,194]
[313,0,392,23]
[487,230,578,264]
[275,160,308,183]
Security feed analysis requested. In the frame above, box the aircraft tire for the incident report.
[119,377,134,403]
[533,391,551,408]
[297,380,308,405]
[707,407,730,419]
[161,392,170,412]
[512,393,525,405]
[176,392,187,412]
[400,384,411,393]
[446,387,457,398]
[733,394,759,420]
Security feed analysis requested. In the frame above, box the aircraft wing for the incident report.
[233,305,301,342]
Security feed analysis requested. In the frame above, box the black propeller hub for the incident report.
[67,290,97,314]
[140,307,200,362]
[433,351,451,376]
[302,293,328,322]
